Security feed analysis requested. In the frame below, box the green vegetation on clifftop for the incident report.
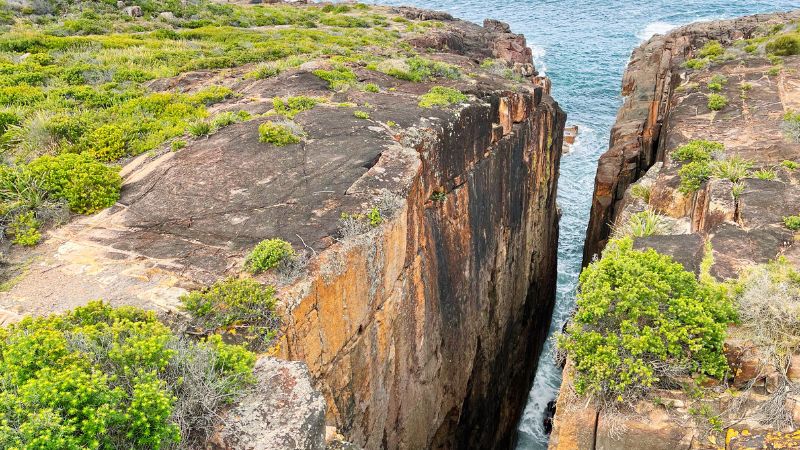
[0,301,255,449]
[559,238,736,403]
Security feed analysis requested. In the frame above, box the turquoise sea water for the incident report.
[374,1,799,448]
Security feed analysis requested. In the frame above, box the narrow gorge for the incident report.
[2,1,800,449]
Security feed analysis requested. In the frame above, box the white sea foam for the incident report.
[636,21,677,41]
[531,45,547,76]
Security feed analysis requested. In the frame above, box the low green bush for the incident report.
[698,40,725,59]
[678,160,713,193]
[0,301,255,449]
[766,35,800,56]
[0,110,19,133]
[418,86,467,108]
[272,96,321,118]
[245,238,295,274]
[684,58,709,70]
[313,67,357,90]
[710,156,752,183]
[706,74,727,92]
[83,123,130,161]
[752,168,776,181]
[782,160,800,170]
[182,278,280,348]
[707,93,728,111]
[187,120,213,138]
[258,122,300,146]
[363,82,379,93]
[785,215,800,231]
[383,56,460,82]
[672,140,722,163]
[353,110,370,119]
[7,210,40,246]
[558,238,736,401]
[26,153,121,214]
[615,209,665,238]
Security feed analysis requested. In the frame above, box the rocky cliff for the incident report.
[0,4,564,448]
[554,10,800,450]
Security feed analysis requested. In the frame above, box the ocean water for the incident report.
[371,0,799,448]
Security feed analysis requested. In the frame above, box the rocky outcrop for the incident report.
[582,10,800,265]
[555,10,800,450]
[0,9,564,449]
[208,358,327,450]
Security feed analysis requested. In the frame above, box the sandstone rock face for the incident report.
[554,10,800,450]
[0,12,563,449]
[207,358,326,450]
[279,87,563,449]
[582,10,800,265]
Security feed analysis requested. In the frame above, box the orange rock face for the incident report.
[280,87,564,449]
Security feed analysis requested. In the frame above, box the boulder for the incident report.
[124,5,143,17]
[207,358,326,450]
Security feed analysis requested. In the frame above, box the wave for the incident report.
[636,21,677,41]
[531,45,547,76]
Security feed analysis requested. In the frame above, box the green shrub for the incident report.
[706,74,727,92]
[83,123,130,161]
[782,160,800,171]
[707,93,728,111]
[768,66,782,76]
[313,67,357,90]
[0,301,255,449]
[698,40,725,59]
[353,110,370,119]
[321,4,351,13]
[0,85,44,106]
[188,86,234,106]
[320,15,369,28]
[26,153,121,214]
[7,210,40,246]
[171,140,186,151]
[785,215,800,231]
[766,35,800,56]
[272,96,320,118]
[744,44,758,53]
[182,278,280,348]
[210,112,237,128]
[258,122,300,146]
[363,82,379,93]
[0,110,19,134]
[672,140,722,162]
[245,238,295,274]
[710,156,752,182]
[558,238,736,401]
[188,120,213,137]
[678,160,712,193]
[684,58,709,70]
[246,63,281,80]
[753,168,776,180]
[615,209,666,238]
[418,86,468,108]
[383,56,460,82]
